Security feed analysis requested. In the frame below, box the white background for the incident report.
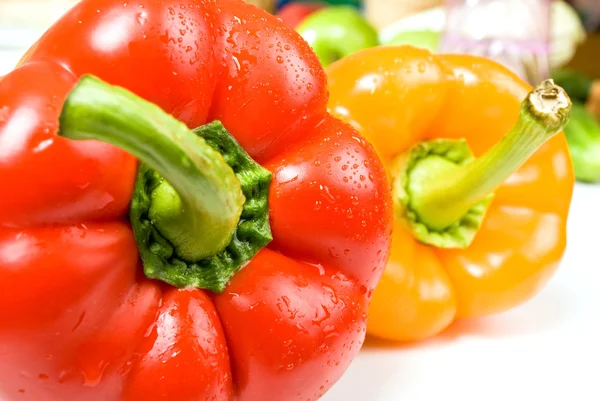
[2,32,600,401]
[324,184,600,401]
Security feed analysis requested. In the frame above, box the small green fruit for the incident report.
[296,6,379,67]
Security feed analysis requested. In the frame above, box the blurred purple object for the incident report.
[568,0,600,31]
[440,0,552,85]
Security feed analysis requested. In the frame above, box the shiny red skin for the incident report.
[277,2,325,28]
[0,1,393,401]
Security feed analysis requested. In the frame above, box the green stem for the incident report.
[409,79,572,232]
[58,75,245,261]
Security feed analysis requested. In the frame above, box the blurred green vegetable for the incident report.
[552,68,594,104]
[296,5,378,67]
[564,103,600,183]
[384,29,440,53]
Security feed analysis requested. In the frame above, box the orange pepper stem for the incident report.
[397,80,572,246]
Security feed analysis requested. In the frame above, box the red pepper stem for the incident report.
[58,75,245,261]
[408,80,572,232]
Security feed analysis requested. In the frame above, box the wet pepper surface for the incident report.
[0,1,393,400]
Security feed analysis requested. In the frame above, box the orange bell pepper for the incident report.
[326,46,574,342]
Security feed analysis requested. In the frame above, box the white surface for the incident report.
[2,47,600,401]
[0,50,24,74]
[324,183,600,401]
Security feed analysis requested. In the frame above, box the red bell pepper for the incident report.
[0,1,393,400]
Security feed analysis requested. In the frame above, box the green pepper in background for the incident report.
[563,103,600,183]
[277,0,362,9]
[293,2,442,67]
[552,68,594,104]
[552,68,600,183]
[296,5,378,67]
[384,29,440,53]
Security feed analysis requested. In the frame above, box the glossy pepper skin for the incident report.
[0,1,393,400]
[326,46,574,342]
